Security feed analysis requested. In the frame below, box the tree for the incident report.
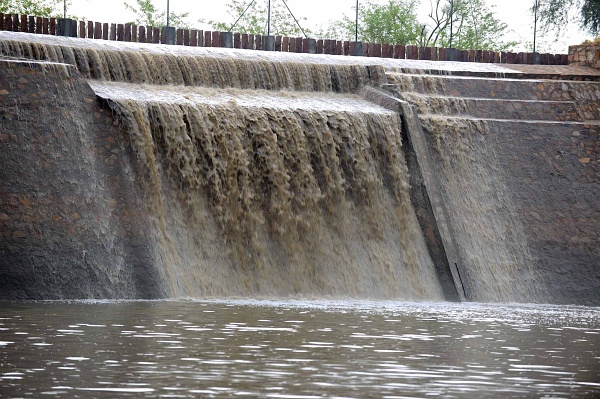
[324,0,422,44]
[0,0,64,17]
[534,0,600,36]
[206,0,311,37]
[124,0,190,28]
[422,0,519,51]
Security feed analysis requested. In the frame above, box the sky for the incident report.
[66,0,594,53]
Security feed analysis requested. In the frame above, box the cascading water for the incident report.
[0,32,448,299]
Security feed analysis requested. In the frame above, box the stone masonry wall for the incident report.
[569,43,600,70]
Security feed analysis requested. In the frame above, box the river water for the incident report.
[0,300,598,398]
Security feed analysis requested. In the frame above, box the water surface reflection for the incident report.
[1,300,598,398]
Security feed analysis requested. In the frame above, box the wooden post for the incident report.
[20,15,27,32]
[204,31,211,47]
[184,29,190,46]
[78,20,85,38]
[393,44,405,59]
[13,14,20,32]
[316,39,323,54]
[3,13,11,31]
[124,23,131,41]
[302,38,309,53]
[343,41,350,56]
[289,37,296,52]
[43,17,48,34]
[281,36,288,52]
[50,18,56,35]
[295,37,302,52]
[335,40,342,55]
[438,47,447,61]
[212,30,220,47]
[108,23,115,40]
[191,29,198,46]
[0,13,3,31]
[116,23,123,41]
[131,24,137,42]
[248,33,254,49]
[275,35,282,51]
[233,32,241,48]
[28,15,35,33]
[36,17,43,34]
[160,26,166,43]
[138,26,146,42]
[86,21,93,38]
[242,33,249,49]
[255,34,262,50]
[176,28,183,45]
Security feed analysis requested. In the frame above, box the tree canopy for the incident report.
[534,0,600,36]
[423,0,519,51]
[123,0,190,28]
[328,0,422,44]
[0,0,64,17]
[206,0,311,37]
[322,0,518,51]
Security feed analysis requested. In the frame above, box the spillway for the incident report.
[1,31,598,304]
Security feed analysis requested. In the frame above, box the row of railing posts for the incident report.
[0,14,569,65]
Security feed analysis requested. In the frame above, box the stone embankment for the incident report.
[569,42,600,70]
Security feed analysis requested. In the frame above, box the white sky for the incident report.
[67,0,593,53]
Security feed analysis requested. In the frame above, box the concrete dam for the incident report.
[1,31,598,304]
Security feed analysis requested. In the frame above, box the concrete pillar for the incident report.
[353,41,363,56]
[222,31,233,48]
[165,26,176,45]
[262,35,275,51]
[446,48,458,61]
[57,18,76,37]
[307,38,317,54]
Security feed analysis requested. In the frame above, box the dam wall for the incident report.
[0,59,168,298]
[0,32,598,304]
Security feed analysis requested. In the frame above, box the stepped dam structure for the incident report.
[0,31,598,304]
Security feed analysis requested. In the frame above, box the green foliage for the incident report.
[535,0,600,35]
[324,0,421,44]
[423,0,519,51]
[124,0,190,28]
[580,0,600,34]
[0,0,64,17]
[206,0,311,37]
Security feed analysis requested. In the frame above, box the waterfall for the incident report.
[0,32,447,299]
